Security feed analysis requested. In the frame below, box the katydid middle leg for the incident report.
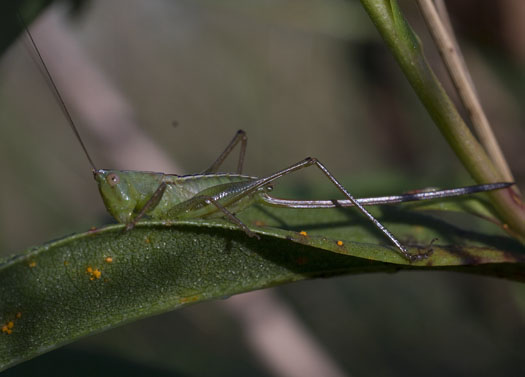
[164,191,260,239]
[203,196,260,239]
[230,157,429,261]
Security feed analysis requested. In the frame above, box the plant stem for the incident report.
[359,0,525,241]
[417,0,515,184]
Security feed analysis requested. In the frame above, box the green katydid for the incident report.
[22,16,513,262]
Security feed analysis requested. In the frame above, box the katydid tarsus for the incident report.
[22,15,513,262]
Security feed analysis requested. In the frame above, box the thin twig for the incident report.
[416,0,515,184]
[432,0,474,89]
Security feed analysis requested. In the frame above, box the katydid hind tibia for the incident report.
[22,15,513,262]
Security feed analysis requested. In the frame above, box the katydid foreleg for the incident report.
[125,182,169,231]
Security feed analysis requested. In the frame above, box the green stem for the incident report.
[359,0,525,241]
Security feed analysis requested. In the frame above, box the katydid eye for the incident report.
[107,173,120,186]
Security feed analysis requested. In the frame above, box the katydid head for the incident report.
[94,170,137,224]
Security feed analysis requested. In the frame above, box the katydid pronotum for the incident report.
[21,15,513,262]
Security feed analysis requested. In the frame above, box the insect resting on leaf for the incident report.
[20,14,513,262]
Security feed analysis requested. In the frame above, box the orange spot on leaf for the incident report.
[180,295,200,303]
[2,321,15,335]
[86,266,101,280]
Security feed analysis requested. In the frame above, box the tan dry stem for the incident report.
[416,0,515,184]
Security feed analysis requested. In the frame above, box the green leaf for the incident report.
[1,202,524,371]
[401,195,503,223]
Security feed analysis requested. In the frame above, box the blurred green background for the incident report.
[0,0,524,376]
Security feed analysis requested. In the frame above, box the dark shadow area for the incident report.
[3,347,187,377]
[379,205,525,253]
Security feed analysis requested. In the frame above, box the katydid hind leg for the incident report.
[244,157,429,261]
[306,158,431,261]
[203,130,247,174]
